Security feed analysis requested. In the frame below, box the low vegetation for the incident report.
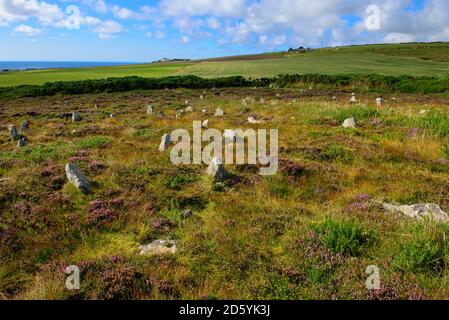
[1,87,449,299]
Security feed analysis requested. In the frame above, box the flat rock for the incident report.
[65,163,91,194]
[139,240,177,256]
[383,203,449,223]
[248,116,261,124]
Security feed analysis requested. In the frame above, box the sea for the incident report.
[0,61,137,71]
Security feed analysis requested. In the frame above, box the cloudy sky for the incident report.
[0,0,448,61]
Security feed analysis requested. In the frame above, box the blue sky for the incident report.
[0,0,448,62]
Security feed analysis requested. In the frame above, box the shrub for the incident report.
[312,218,377,256]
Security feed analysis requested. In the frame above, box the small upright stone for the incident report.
[182,209,193,219]
[376,97,382,106]
[159,134,171,152]
[72,111,81,122]
[342,117,357,129]
[202,108,208,114]
[65,163,91,194]
[185,106,193,112]
[200,95,204,100]
[7,125,19,141]
[202,119,209,128]
[207,157,226,181]
[20,120,29,132]
[17,137,27,148]
[215,108,224,117]
[147,105,153,115]
[157,111,165,119]
[349,93,357,103]
[242,99,249,108]
[260,98,265,104]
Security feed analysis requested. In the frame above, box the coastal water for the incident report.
[0,61,136,71]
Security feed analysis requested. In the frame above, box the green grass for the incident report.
[312,218,377,256]
[178,52,449,78]
[0,62,190,87]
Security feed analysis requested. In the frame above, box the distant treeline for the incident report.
[1,74,448,99]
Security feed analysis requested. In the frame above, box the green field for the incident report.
[1,42,449,87]
[179,52,449,78]
[0,62,190,87]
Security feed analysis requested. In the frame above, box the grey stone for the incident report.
[72,111,81,122]
[248,116,261,124]
[383,203,449,224]
[202,119,209,128]
[182,209,193,219]
[139,240,177,256]
[159,134,171,152]
[147,105,153,115]
[7,125,19,141]
[65,163,91,194]
[215,108,224,117]
[20,120,29,132]
[207,157,226,181]
[16,137,26,148]
[342,117,357,129]
[376,97,383,106]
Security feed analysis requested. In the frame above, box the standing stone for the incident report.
[202,119,209,128]
[207,157,226,181]
[185,99,189,105]
[7,125,19,141]
[376,97,382,106]
[349,93,357,103]
[182,209,193,219]
[215,108,224,117]
[202,108,208,114]
[147,105,153,115]
[342,117,357,128]
[185,106,193,112]
[159,134,171,152]
[242,99,249,108]
[72,111,81,122]
[200,95,204,100]
[16,137,27,148]
[20,120,29,132]
[65,163,91,194]
[95,104,99,109]
[260,98,265,104]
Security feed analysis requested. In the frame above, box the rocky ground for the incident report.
[1,88,449,299]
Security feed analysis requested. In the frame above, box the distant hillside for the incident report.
[177,42,449,78]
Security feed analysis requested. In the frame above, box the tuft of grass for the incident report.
[413,110,449,139]
[328,106,380,123]
[443,144,449,160]
[78,136,111,149]
[316,144,353,163]
[312,218,377,256]
[393,223,449,275]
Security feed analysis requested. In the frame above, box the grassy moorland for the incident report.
[1,88,449,299]
[0,62,191,87]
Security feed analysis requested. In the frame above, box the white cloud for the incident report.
[12,23,41,35]
[0,0,64,25]
[181,35,189,44]
[154,30,165,39]
[93,19,123,39]
[160,0,246,18]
